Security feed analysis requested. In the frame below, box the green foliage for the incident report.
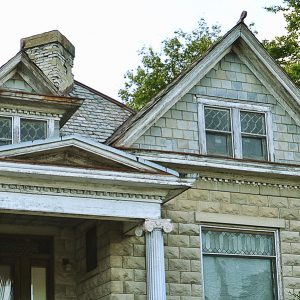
[264,0,300,86]
[119,19,221,110]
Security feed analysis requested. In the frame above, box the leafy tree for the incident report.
[119,19,221,110]
[264,0,300,86]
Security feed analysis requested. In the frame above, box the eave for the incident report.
[127,149,300,180]
[0,90,83,125]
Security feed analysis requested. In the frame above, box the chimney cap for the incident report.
[20,30,75,57]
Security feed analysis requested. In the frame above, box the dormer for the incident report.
[0,31,82,146]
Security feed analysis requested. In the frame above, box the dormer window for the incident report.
[20,119,47,142]
[0,114,53,145]
[198,98,274,161]
[0,117,12,145]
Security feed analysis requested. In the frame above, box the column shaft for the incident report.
[146,228,166,300]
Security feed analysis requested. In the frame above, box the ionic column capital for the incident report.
[135,218,173,236]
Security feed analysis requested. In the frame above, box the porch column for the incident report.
[136,219,173,300]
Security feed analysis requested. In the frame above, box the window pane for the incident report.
[0,117,12,146]
[20,119,47,142]
[0,265,14,300]
[203,256,275,300]
[31,267,47,300]
[206,133,232,156]
[242,136,267,160]
[205,107,231,131]
[240,111,266,135]
[202,230,275,256]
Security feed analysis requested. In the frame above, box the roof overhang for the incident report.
[0,90,83,125]
[127,149,300,181]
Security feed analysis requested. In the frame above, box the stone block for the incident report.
[165,246,180,259]
[240,205,259,216]
[191,284,202,296]
[187,189,208,201]
[281,231,300,243]
[190,260,201,272]
[210,191,230,203]
[176,200,197,211]
[134,269,146,282]
[167,211,195,223]
[198,201,220,213]
[179,248,200,260]
[124,281,146,294]
[167,235,190,247]
[179,224,200,235]
[169,283,191,296]
[181,272,201,284]
[280,208,299,220]
[220,203,240,215]
[189,236,200,248]
[230,193,248,205]
[168,259,191,271]
[122,257,145,269]
[282,254,300,266]
[111,268,134,281]
[166,271,180,283]
[284,277,300,289]
[269,196,288,208]
[290,221,300,231]
[258,207,279,218]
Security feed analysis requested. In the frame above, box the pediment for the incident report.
[0,135,177,175]
[10,146,142,172]
[0,52,59,95]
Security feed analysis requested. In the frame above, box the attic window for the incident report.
[0,114,55,146]
[198,98,274,161]
[20,119,47,142]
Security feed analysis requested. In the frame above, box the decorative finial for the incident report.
[237,11,247,24]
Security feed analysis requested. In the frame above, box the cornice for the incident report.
[0,107,62,118]
[199,176,300,190]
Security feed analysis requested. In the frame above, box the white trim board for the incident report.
[134,151,300,179]
[0,191,161,220]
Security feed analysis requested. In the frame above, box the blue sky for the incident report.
[0,0,286,100]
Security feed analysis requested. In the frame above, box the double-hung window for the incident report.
[198,98,274,161]
[201,226,280,300]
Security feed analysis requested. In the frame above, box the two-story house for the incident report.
[0,20,299,299]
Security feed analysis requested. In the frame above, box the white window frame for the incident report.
[197,97,275,161]
[0,113,56,144]
[200,225,282,300]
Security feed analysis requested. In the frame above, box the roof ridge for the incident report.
[74,80,136,114]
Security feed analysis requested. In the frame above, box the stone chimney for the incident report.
[21,30,75,94]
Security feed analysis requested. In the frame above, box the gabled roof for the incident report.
[0,135,178,175]
[0,51,60,95]
[108,22,300,147]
